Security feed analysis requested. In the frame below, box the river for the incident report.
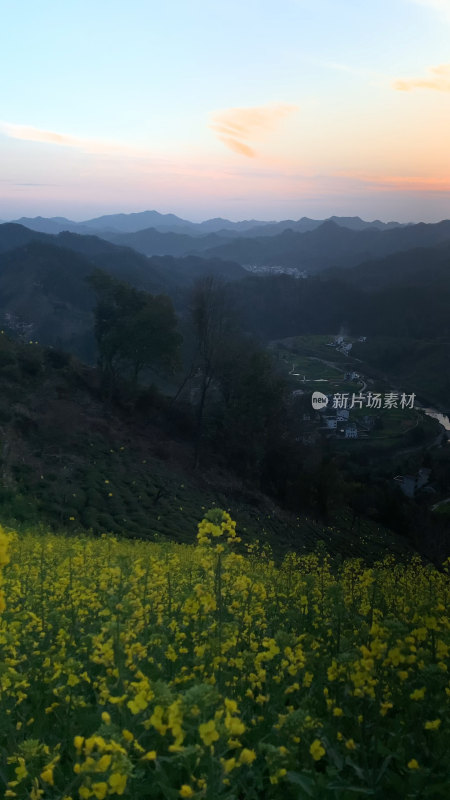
[420,407,450,436]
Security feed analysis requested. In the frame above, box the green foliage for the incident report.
[88,270,182,386]
[210,340,287,476]
[45,348,72,369]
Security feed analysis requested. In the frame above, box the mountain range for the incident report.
[0,213,449,402]
[0,223,245,360]
[9,210,404,238]
[7,212,450,274]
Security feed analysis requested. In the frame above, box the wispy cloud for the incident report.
[0,121,132,155]
[210,104,299,157]
[15,183,54,187]
[336,170,450,192]
[393,63,450,92]
[408,0,450,15]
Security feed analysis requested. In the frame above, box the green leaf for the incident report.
[327,785,375,795]
[375,754,394,784]
[286,771,315,796]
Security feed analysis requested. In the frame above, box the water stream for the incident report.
[420,407,450,435]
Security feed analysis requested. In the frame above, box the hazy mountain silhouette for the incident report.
[200,219,450,271]
[8,210,406,240]
[83,209,190,233]
[13,216,95,235]
[0,225,246,357]
[324,242,450,291]
[99,227,234,256]
[0,224,245,288]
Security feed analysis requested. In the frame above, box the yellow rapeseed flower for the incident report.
[380,702,393,716]
[199,720,219,747]
[40,767,54,785]
[108,773,127,795]
[179,786,194,798]
[142,750,157,760]
[15,759,27,781]
[222,757,237,773]
[225,715,245,736]
[424,719,441,730]
[92,782,108,799]
[96,755,112,772]
[239,748,256,765]
[309,739,325,761]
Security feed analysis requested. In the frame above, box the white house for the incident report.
[344,423,358,438]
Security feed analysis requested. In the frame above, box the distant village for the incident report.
[290,334,371,441]
[244,264,308,278]
[298,390,375,442]
[326,333,367,355]
[289,334,437,501]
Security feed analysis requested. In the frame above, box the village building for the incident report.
[344,423,358,438]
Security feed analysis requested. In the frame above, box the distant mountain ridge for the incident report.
[0,219,449,406]
[4,214,450,274]
[0,224,245,287]
[0,223,246,359]
[12,216,97,235]
[200,219,450,272]
[102,227,234,257]
[9,210,407,238]
[83,209,190,233]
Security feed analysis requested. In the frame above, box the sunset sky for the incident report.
[2,0,450,222]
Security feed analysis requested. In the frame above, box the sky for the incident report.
[1,0,450,223]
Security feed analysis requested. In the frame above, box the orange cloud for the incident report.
[217,137,255,157]
[210,104,298,157]
[393,63,450,92]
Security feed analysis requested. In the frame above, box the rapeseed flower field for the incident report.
[0,511,448,798]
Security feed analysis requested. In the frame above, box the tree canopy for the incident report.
[88,270,181,387]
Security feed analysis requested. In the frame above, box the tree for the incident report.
[189,276,235,466]
[212,339,287,479]
[88,271,181,391]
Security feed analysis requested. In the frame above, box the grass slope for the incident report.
[0,335,409,562]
